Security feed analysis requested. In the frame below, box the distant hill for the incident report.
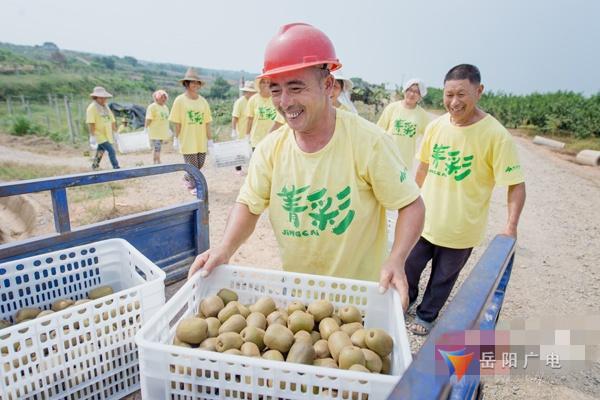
[0,41,257,100]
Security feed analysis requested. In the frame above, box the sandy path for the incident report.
[1,132,598,399]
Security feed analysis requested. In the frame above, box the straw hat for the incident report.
[179,67,204,85]
[90,86,113,98]
[332,71,353,91]
[240,81,257,92]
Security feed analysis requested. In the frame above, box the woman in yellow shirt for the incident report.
[331,71,357,113]
[246,78,284,150]
[145,89,170,164]
[86,86,120,170]
[169,68,213,192]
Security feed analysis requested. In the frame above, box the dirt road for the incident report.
[0,132,598,399]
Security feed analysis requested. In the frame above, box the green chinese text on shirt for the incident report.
[160,111,169,120]
[276,185,355,235]
[505,165,521,173]
[393,119,417,138]
[430,144,474,182]
[258,106,277,121]
[186,110,205,125]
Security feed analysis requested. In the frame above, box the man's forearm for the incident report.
[506,182,526,234]
[390,197,425,262]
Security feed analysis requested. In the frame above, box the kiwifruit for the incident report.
[380,356,391,375]
[351,328,367,348]
[339,306,362,324]
[224,348,243,356]
[286,301,306,314]
[340,322,363,337]
[332,313,342,326]
[236,302,251,318]
[217,301,240,323]
[37,310,55,318]
[246,312,267,330]
[318,317,340,340]
[327,331,352,362]
[294,330,312,344]
[361,348,383,373]
[218,314,246,334]
[51,299,74,312]
[262,349,284,362]
[173,337,192,348]
[240,326,265,350]
[313,358,338,368]
[88,285,113,300]
[286,341,315,365]
[349,364,370,373]
[175,317,208,345]
[313,339,330,359]
[241,342,261,357]
[364,329,393,358]
[310,330,321,344]
[15,307,41,323]
[215,332,243,352]
[199,337,218,351]
[205,317,221,337]
[338,346,366,369]
[0,320,11,330]
[263,324,294,353]
[249,297,276,317]
[266,310,287,326]
[288,311,314,333]
[217,288,238,305]
[200,295,225,318]
[307,300,334,322]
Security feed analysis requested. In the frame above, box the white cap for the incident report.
[403,78,427,98]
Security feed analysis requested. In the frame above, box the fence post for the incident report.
[64,95,75,143]
[6,96,13,115]
[54,95,61,125]
[25,101,32,119]
[20,94,26,110]
[45,115,51,132]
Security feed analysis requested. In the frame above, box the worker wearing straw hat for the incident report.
[188,23,425,312]
[377,78,432,173]
[245,77,285,150]
[86,86,120,170]
[331,71,357,113]
[231,81,257,174]
[145,89,170,164]
[169,67,213,192]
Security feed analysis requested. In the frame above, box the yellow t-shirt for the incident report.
[377,102,431,171]
[86,102,115,144]
[169,94,213,154]
[246,94,285,147]
[232,96,250,138]
[418,113,525,249]
[237,110,420,282]
[146,102,170,140]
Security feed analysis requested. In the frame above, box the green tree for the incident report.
[208,76,232,99]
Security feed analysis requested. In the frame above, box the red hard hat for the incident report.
[259,23,342,78]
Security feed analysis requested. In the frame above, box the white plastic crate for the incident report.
[211,139,252,168]
[136,265,412,400]
[115,130,151,154]
[0,239,166,400]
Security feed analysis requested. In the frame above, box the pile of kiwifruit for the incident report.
[172,288,393,374]
[0,285,114,329]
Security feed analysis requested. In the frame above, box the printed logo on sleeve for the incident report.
[505,165,521,173]
[393,119,417,138]
[277,184,355,237]
[429,143,474,182]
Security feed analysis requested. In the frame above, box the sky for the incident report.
[1,0,599,95]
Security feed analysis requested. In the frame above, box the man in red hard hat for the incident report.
[189,23,425,310]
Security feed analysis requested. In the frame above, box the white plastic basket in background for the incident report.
[115,130,151,154]
[0,239,166,400]
[211,139,252,168]
[136,265,412,400]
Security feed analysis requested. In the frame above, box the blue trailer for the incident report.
[0,165,516,399]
